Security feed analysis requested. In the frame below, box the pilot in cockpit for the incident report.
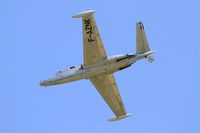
[69,66,75,69]
[56,71,62,76]
[69,65,83,70]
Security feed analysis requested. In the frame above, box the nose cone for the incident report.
[40,80,46,87]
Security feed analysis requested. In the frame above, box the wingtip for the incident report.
[72,10,96,18]
[108,114,132,122]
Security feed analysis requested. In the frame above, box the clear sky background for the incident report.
[1,0,200,133]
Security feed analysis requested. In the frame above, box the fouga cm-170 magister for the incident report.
[40,10,155,121]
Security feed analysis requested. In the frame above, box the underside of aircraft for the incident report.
[40,10,155,121]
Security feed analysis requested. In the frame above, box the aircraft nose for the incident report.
[40,80,46,87]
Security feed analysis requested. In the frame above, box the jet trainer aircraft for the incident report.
[40,10,155,121]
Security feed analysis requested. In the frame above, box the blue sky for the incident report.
[1,0,200,133]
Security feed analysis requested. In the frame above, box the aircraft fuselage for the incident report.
[40,51,155,87]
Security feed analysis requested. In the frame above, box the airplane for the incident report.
[40,10,155,121]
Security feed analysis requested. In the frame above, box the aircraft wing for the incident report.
[73,10,107,66]
[90,74,131,121]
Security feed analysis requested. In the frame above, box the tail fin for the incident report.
[136,22,150,54]
[136,22,155,62]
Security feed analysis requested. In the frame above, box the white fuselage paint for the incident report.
[40,51,155,86]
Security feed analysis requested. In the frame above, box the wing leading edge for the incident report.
[73,10,107,66]
[90,74,131,121]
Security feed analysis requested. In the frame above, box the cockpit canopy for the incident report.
[56,71,62,76]
[55,65,83,77]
